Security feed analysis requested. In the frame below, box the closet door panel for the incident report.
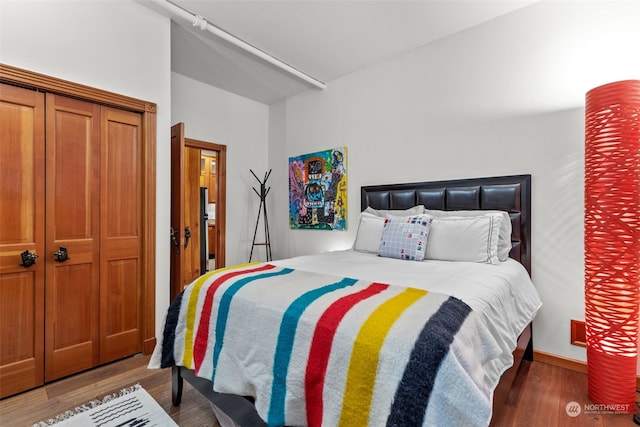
[44,94,100,381]
[0,83,45,398]
[100,107,142,363]
[103,259,140,357]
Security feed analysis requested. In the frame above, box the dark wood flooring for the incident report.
[1,354,637,426]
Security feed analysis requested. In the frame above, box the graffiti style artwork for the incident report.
[289,147,347,230]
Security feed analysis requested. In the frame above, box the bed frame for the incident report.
[171,174,533,426]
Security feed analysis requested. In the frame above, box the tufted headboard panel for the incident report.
[361,175,532,275]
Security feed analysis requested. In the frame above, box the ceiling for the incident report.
[145,0,537,104]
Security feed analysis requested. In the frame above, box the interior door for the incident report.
[170,123,186,300]
[170,125,204,293]
[44,94,100,381]
[170,123,227,301]
[0,83,45,398]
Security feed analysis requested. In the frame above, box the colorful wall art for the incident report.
[289,147,347,230]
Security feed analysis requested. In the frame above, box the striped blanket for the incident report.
[152,263,502,427]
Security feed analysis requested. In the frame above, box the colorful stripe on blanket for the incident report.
[158,263,498,427]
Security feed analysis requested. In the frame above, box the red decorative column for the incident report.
[585,80,640,412]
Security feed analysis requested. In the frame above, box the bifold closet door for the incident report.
[0,83,45,398]
[44,94,101,381]
[0,74,151,397]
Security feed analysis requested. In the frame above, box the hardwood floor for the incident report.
[0,354,220,426]
[493,360,637,426]
[1,354,637,426]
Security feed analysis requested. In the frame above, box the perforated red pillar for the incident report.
[585,80,640,413]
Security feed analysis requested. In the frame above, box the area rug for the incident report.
[33,384,177,427]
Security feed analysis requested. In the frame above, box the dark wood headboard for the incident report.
[361,174,532,275]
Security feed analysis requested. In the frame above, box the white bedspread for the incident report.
[273,250,542,392]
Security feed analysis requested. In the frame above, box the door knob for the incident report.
[53,246,70,262]
[19,250,38,267]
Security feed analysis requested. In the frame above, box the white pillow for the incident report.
[424,209,512,261]
[424,215,501,264]
[364,205,425,218]
[353,212,386,253]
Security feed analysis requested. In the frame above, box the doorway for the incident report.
[170,123,226,300]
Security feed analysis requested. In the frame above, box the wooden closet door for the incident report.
[0,84,45,398]
[100,107,142,363]
[44,94,101,381]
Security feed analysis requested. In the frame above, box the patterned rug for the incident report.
[33,384,177,427]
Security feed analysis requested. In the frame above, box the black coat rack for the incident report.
[249,169,272,262]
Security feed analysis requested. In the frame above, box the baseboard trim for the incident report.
[533,350,587,374]
[533,350,640,388]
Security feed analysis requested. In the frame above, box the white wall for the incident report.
[0,0,173,337]
[171,72,270,265]
[269,1,640,363]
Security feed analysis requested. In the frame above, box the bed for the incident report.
[150,174,541,427]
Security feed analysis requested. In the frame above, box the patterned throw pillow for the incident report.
[378,214,432,261]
